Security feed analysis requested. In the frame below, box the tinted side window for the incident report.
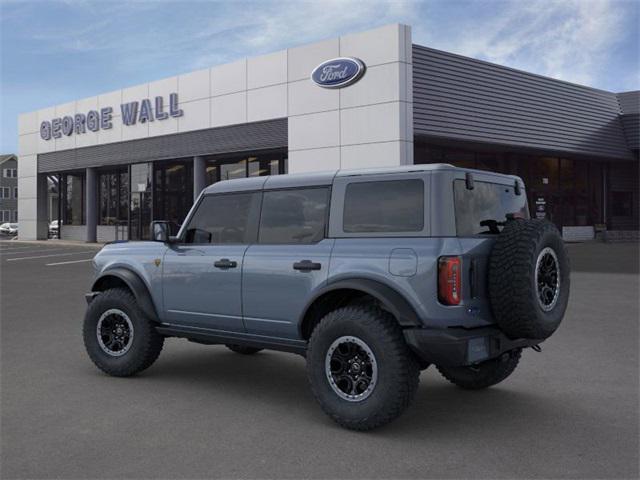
[343,179,424,233]
[184,193,259,244]
[259,188,329,244]
[454,180,529,236]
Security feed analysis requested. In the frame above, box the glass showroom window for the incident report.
[98,170,129,225]
[61,173,85,225]
[205,150,287,185]
[154,160,193,228]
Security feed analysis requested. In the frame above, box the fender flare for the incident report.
[91,267,159,321]
[299,278,422,328]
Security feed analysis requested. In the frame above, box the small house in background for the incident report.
[0,154,18,224]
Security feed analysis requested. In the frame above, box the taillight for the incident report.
[438,256,462,305]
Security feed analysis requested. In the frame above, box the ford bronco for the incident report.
[83,164,570,430]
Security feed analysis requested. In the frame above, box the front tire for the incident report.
[83,288,164,377]
[436,349,522,390]
[307,305,419,431]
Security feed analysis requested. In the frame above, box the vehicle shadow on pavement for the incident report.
[139,346,311,397]
[125,344,567,435]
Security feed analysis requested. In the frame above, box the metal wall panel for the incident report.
[413,44,633,160]
[617,92,639,151]
[619,115,639,151]
[617,91,639,114]
[38,119,287,173]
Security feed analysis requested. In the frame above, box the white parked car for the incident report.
[49,220,60,238]
[0,223,18,235]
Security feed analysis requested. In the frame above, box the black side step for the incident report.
[156,324,307,356]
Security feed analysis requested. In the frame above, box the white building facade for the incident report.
[17,24,413,241]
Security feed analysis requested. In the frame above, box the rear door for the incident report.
[242,187,333,339]
[451,173,529,323]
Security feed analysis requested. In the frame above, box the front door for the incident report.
[161,192,261,332]
[162,244,248,331]
[242,187,332,339]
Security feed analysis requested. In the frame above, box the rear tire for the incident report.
[436,349,521,390]
[225,344,263,355]
[307,305,419,431]
[83,288,164,377]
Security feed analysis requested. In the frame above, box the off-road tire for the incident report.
[307,305,420,431]
[83,288,164,377]
[489,218,570,340]
[225,344,263,355]
[436,349,522,390]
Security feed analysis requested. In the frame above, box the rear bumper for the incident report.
[403,326,541,367]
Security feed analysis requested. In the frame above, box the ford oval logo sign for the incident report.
[311,57,366,89]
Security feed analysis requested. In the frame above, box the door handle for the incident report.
[214,258,237,269]
[293,260,321,271]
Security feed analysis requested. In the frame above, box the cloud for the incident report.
[187,0,418,69]
[414,0,637,89]
[5,0,635,87]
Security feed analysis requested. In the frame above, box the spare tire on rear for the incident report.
[488,218,570,340]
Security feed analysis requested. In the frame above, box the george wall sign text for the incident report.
[40,93,184,141]
[311,57,366,89]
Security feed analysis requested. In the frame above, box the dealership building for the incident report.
[17,24,639,242]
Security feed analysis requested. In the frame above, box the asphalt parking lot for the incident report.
[1,240,638,479]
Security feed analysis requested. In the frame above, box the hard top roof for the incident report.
[202,163,519,194]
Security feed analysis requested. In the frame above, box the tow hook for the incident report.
[530,344,542,353]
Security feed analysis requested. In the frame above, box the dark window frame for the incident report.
[98,168,129,226]
[153,159,193,228]
[61,172,86,226]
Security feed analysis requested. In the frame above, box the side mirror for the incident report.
[151,221,171,243]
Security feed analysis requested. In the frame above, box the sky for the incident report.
[1,0,638,153]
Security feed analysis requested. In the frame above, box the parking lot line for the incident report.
[0,245,46,251]
[0,248,85,257]
[6,251,97,262]
[46,258,94,266]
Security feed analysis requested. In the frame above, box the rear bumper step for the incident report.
[403,326,541,367]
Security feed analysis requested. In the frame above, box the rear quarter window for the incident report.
[343,179,424,233]
[454,179,529,236]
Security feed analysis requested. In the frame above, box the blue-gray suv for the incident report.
[83,164,570,430]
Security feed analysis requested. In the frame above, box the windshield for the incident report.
[454,179,529,236]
